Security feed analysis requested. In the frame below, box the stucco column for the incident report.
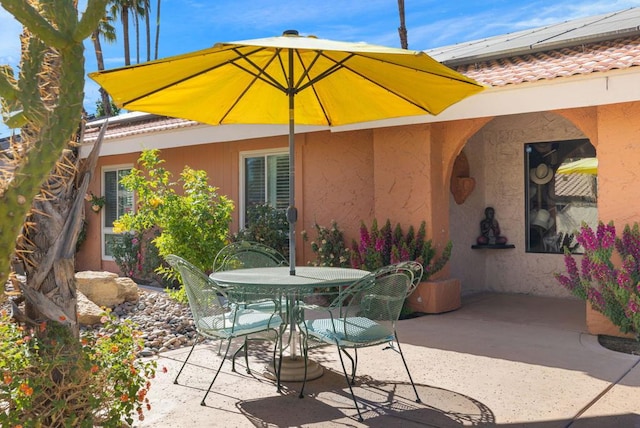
[596,102,640,225]
[371,124,445,258]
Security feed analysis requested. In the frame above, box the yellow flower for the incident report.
[148,196,162,208]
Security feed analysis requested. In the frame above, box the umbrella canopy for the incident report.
[557,158,598,175]
[89,30,485,274]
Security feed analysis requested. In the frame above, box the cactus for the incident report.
[0,0,108,328]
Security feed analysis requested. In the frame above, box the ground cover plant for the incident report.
[0,309,157,426]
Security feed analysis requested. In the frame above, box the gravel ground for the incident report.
[84,286,201,357]
[3,282,202,358]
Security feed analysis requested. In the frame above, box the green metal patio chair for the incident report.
[165,254,283,405]
[296,263,422,422]
[213,241,291,312]
[211,242,290,364]
[213,241,288,272]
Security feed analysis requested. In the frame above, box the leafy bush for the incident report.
[0,309,157,427]
[302,221,351,267]
[109,230,164,285]
[113,149,234,297]
[233,204,289,257]
[350,219,452,282]
[109,231,142,279]
[555,221,640,338]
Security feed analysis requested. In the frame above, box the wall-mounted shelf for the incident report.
[471,244,515,250]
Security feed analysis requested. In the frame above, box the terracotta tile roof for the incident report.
[83,115,199,142]
[452,35,640,87]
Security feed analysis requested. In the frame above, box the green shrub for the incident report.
[302,221,351,267]
[233,204,289,257]
[113,149,234,300]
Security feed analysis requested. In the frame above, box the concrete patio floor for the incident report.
[134,293,640,427]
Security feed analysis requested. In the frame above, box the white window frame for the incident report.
[101,164,134,260]
[239,149,289,227]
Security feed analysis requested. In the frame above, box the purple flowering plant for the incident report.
[350,219,452,282]
[555,221,640,338]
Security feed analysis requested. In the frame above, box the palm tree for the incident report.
[397,0,408,49]
[154,0,161,59]
[110,0,132,65]
[91,14,116,116]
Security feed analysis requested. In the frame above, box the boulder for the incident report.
[75,271,140,308]
[77,291,104,326]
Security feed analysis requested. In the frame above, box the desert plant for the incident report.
[555,221,640,338]
[351,219,452,282]
[302,221,351,267]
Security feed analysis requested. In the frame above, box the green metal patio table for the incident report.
[209,266,369,381]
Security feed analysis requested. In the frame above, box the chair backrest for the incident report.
[165,254,230,331]
[393,261,423,297]
[330,263,414,342]
[213,241,288,272]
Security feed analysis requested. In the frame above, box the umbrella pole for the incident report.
[287,48,297,276]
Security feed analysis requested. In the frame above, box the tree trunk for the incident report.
[397,0,408,49]
[91,28,112,117]
[154,0,161,59]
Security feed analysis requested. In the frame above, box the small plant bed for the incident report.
[598,335,640,356]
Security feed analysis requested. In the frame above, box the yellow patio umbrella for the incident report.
[557,158,598,175]
[89,30,485,274]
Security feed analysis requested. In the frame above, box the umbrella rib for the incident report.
[355,52,485,86]
[292,49,334,124]
[118,48,264,108]
[229,47,288,93]
[303,51,478,114]
[295,53,354,92]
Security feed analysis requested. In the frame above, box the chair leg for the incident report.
[243,337,250,374]
[231,339,249,373]
[299,334,309,398]
[340,348,357,385]
[394,332,421,403]
[174,334,199,384]
[336,345,364,422]
[274,327,283,392]
[202,339,232,406]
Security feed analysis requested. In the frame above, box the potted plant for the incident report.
[350,219,459,314]
[85,191,105,213]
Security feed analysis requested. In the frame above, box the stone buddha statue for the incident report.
[477,206,508,245]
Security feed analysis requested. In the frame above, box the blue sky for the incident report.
[1,0,640,137]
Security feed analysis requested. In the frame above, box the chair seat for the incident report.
[198,309,283,339]
[304,316,393,347]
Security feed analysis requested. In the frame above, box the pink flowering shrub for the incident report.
[350,219,452,282]
[555,221,640,338]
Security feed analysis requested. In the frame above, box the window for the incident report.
[241,151,289,225]
[102,166,134,259]
[525,139,597,253]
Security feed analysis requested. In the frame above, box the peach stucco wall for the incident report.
[448,103,640,298]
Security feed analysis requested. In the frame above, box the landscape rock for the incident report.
[76,271,140,307]
[77,291,104,326]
